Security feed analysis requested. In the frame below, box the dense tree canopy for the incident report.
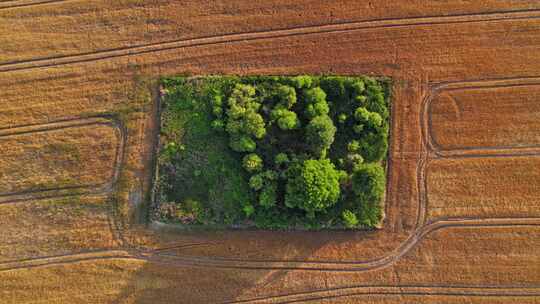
[159,75,390,229]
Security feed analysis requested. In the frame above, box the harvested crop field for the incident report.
[0,1,539,303]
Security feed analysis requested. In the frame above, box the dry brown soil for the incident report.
[0,1,539,303]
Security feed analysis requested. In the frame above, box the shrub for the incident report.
[352,163,385,227]
[271,106,300,130]
[229,135,256,152]
[304,87,329,118]
[358,131,388,162]
[354,107,382,131]
[290,75,313,89]
[342,210,359,228]
[338,113,347,124]
[347,140,360,153]
[211,119,225,131]
[259,182,277,208]
[242,203,255,218]
[349,80,365,96]
[242,153,263,172]
[347,153,364,168]
[285,158,341,217]
[305,115,336,155]
[276,85,297,108]
[320,76,346,101]
[274,153,289,166]
[249,174,264,190]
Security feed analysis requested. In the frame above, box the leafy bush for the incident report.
[274,153,289,166]
[249,174,264,191]
[352,163,385,227]
[304,87,330,118]
[259,182,277,208]
[225,84,266,151]
[229,135,256,152]
[342,210,359,228]
[242,153,263,172]
[306,115,336,156]
[285,158,341,218]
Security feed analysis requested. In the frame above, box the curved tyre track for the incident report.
[0,115,129,247]
[0,116,126,205]
[2,217,538,273]
[423,76,540,158]
[226,286,540,304]
[1,10,540,73]
[142,218,540,271]
[137,76,540,272]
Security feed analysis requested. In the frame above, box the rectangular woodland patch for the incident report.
[155,76,391,230]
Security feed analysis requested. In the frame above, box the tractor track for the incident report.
[1,10,540,73]
[133,75,540,271]
[3,217,537,273]
[424,76,540,157]
[0,115,129,247]
[0,116,126,205]
[224,285,540,304]
[4,78,537,272]
[0,0,68,10]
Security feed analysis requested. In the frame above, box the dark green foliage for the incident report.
[158,75,390,229]
[285,158,341,217]
[289,75,313,89]
[229,135,256,152]
[259,181,278,208]
[306,115,336,156]
[249,174,264,191]
[304,87,330,119]
[352,163,386,227]
[274,153,289,166]
[271,107,300,130]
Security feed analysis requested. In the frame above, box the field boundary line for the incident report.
[1,10,540,73]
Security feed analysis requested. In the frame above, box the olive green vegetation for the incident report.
[157,75,390,229]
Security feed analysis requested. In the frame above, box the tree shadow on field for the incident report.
[110,227,383,304]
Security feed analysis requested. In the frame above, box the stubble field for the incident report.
[0,1,539,303]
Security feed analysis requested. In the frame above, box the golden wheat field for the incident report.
[0,1,539,303]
